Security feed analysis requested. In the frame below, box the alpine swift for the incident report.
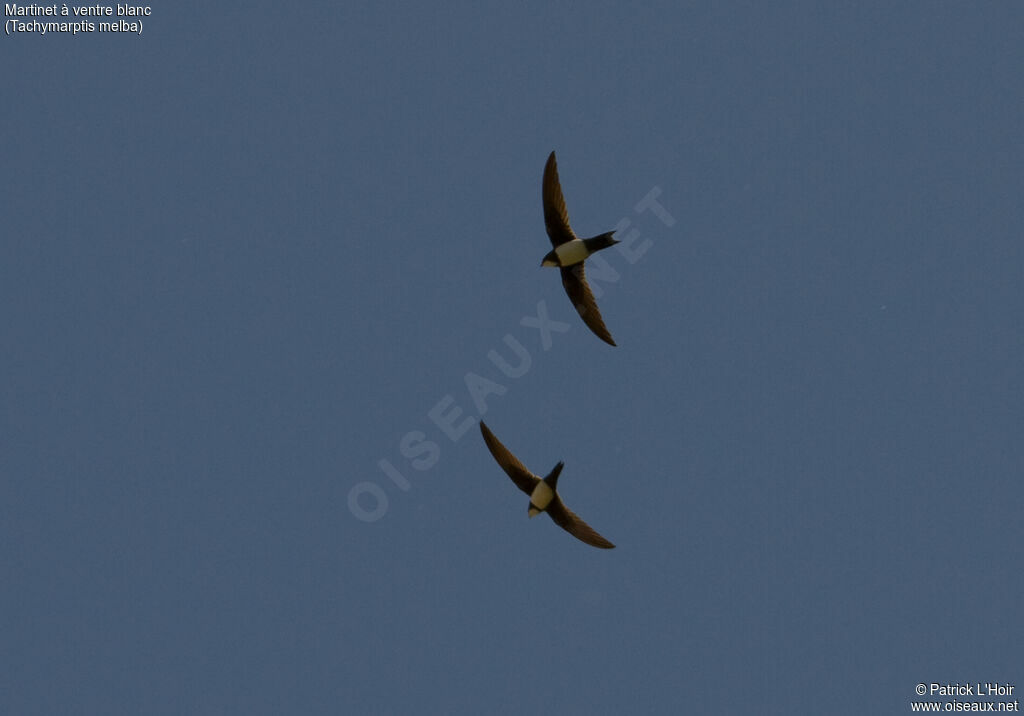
[479,420,615,549]
[540,150,620,346]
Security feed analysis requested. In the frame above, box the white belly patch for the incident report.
[530,481,555,510]
[555,240,588,266]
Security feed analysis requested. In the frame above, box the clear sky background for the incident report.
[3,2,1023,714]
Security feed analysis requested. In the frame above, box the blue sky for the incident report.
[3,2,1023,714]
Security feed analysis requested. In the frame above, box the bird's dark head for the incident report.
[541,249,559,267]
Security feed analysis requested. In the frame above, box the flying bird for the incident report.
[479,420,615,549]
[540,150,619,346]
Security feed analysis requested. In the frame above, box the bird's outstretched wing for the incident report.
[560,264,616,346]
[546,496,616,549]
[543,151,577,247]
[479,421,540,496]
